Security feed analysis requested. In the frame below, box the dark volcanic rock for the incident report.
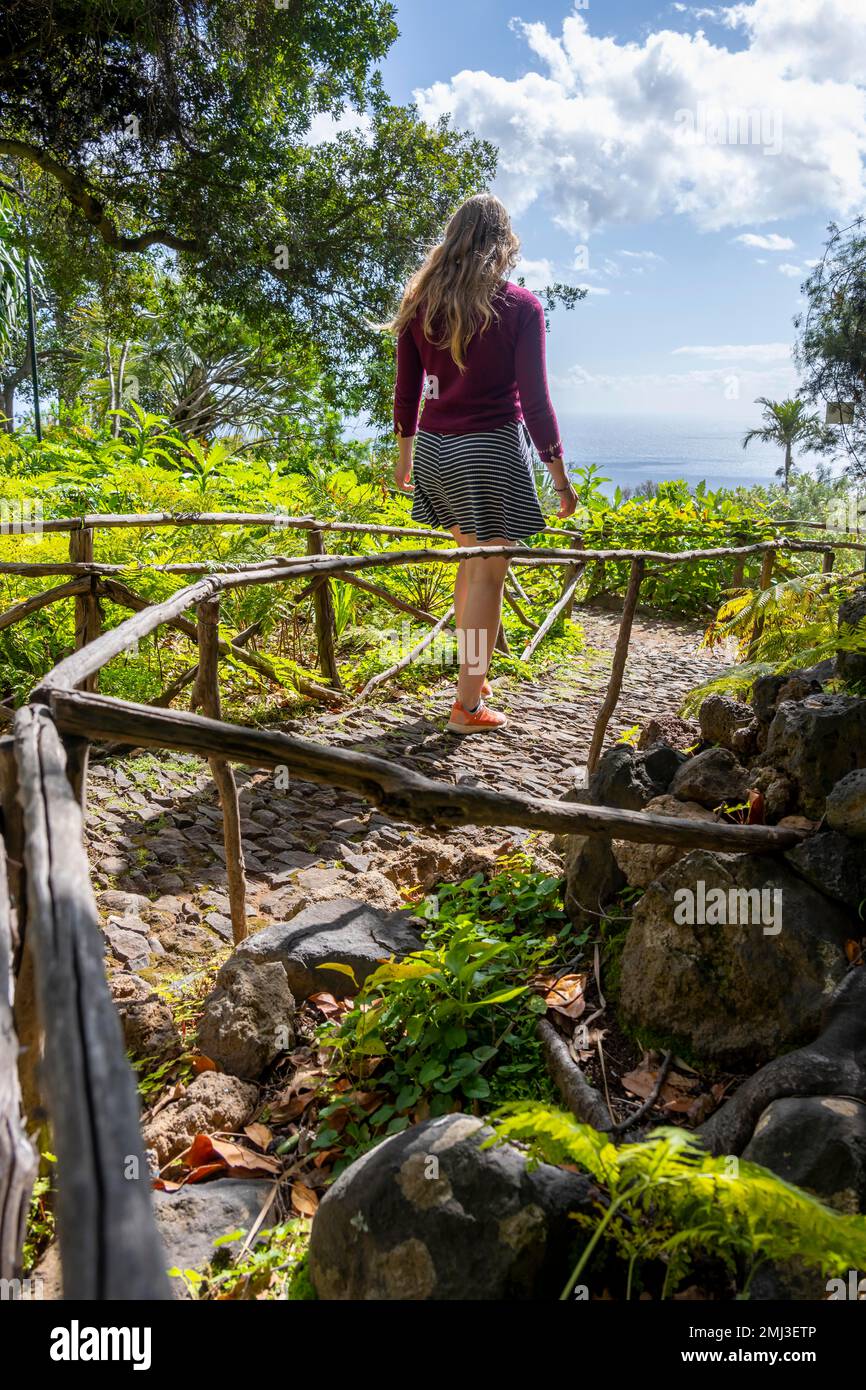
[825,770,866,840]
[589,743,685,811]
[670,747,750,809]
[698,694,755,751]
[785,830,866,912]
[743,1096,866,1214]
[564,832,625,929]
[235,897,424,1000]
[762,694,866,819]
[309,1114,598,1300]
[837,586,866,688]
[619,849,853,1067]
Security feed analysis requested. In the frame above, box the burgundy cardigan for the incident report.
[393,281,564,461]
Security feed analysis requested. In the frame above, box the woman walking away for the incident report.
[388,193,577,733]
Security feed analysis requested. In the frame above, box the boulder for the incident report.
[670,747,750,809]
[698,694,754,751]
[109,974,181,1062]
[762,693,866,819]
[154,1180,273,1295]
[751,661,833,725]
[825,770,866,840]
[235,898,424,1000]
[743,1097,866,1215]
[308,1114,598,1300]
[142,1072,258,1167]
[589,743,685,812]
[619,850,852,1067]
[35,1180,273,1300]
[564,833,625,929]
[198,957,295,1080]
[612,794,718,889]
[751,765,797,821]
[837,586,866,688]
[383,835,498,892]
[637,713,700,752]
[785,830,866,913]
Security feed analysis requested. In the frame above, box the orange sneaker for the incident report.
[481,678,493,698]
[447,699,507,734]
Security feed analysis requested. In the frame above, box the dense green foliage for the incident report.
[1,1,497,426]
[494,1105,866,1299]
[796,218,866,482]
[324,857,568,1148]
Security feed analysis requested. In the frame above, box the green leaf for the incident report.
[462,1075,491,1100]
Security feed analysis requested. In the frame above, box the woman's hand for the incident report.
[547,459,577,518]
[393,437,415,493]
[557,481,578,519]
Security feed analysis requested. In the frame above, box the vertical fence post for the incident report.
[0,832,38,1281]
[748,546,776,659]
[68,525,102,693]
[586,557,646,777]
[822,548,835,575]
[1,736,42,1127]
[306,528,342,689]
[193,597,248,945]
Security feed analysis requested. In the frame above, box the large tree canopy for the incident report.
[0,1,496,419]
[796,218,866,480]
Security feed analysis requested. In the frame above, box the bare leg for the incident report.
[453,558,468,630]
[451,526,510,709]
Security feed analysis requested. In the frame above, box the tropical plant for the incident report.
[742,397,835,493]
[493,1104,866,1300]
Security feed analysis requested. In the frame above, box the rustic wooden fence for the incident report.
[1,509,865,1298]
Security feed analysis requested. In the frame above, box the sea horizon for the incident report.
[558,411,848,496]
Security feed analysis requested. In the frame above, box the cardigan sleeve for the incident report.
[393,326,425,439]
[514,294,564,462]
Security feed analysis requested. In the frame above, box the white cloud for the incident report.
[734,232,795,249]
[723,0,866,84]
[671,342,792,360]
[514,256,555,283]
[415,3,866,236]
[778,262,803,276]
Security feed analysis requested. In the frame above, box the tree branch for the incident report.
[0,140,199,254]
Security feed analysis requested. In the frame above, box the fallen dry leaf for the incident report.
[307,990,349,1019]
[179,1133,281,1179]
[291,1182,319,1217]
[244,1122,273,1151]
[545,973,588,1021]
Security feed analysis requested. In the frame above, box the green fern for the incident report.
[492,1104,866,1299]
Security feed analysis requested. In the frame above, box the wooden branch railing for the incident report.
[48,689,807,851]
[0,508,862,1297]
[12,707,171,1299]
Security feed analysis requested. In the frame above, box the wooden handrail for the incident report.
[12,706,171,1299]
[49,689,808,851]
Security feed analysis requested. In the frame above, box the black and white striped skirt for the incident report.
[411,421,546,542]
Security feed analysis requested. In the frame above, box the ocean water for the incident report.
[559,413,836,496]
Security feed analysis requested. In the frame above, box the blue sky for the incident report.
[375,0,866,426]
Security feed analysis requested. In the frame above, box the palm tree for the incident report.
[742,397,833,493]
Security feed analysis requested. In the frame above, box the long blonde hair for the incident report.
[388,194,520,369]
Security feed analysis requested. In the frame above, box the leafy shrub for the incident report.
[493,1104,866,1300]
